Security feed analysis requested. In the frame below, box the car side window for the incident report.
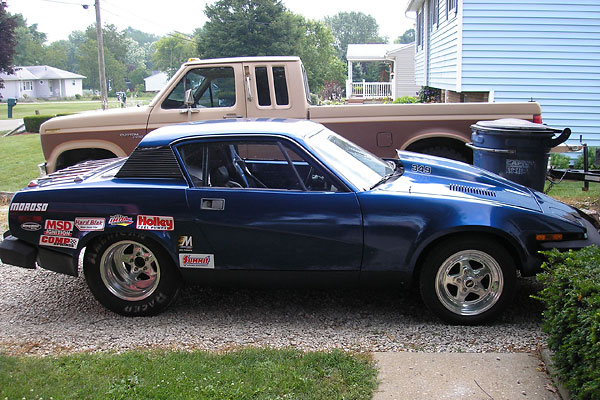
[161,67,235,109]
[178,139,339,192]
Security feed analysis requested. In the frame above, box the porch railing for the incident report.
[346,80,392,99]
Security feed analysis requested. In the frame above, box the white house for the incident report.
[346,43,420,100]
[0,66,85,99]
[407,0,600,146]
[144,71,169,92]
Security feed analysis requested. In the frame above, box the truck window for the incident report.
[161,67,235,109]
[255,67,271,106]
[273,67,289,106]
[254,66,290,107]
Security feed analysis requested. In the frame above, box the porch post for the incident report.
[346,60,353,98]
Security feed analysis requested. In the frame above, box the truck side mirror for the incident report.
[184,89,194,108]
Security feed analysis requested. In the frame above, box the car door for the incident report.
[177,137,363,271]
[147,63,246,130]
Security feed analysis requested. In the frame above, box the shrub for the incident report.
[75,94,82,100]
[23,115,55,133]
[418,86,441,103]
[550,153,570,169]
[536,247,600,400]
[393,96,419,104]
[574,147,598,170]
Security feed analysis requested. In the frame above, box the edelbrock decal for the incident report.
[178,236,193,252]
[75,217,105,231]
[44,219,74,237]
[39,235,79,249]
[21,222,42,231]
[108,214,134,227]
[179,254,214,269]
[10,203,48,212]
[137,215,174,231]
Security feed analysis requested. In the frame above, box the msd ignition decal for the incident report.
[75,217,105,231]
[179,254,214,269]
[10,203,48,212]
[178,236,193,252]
[44,219,74,237]
[108,214,133,227]
[137,215,174,231]
[39,235,79,249]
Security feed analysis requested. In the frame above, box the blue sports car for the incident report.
[1,119,599,324]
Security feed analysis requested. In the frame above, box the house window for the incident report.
[430,0,439,28]
[416,8,424,48]
[22,81,33,91]
[72,80,76,86]
[447,0,457,18]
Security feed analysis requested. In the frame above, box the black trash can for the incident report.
[468,118,571,192]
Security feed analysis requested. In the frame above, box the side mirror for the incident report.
[184,89,194,107]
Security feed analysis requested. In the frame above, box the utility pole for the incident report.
[95,0,108,110]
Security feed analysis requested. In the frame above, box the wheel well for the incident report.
[405,137,473,164]
[55,148,117,171]
[412,232,523,282]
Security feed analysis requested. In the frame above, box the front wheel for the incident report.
[84,233,181,316]
[419,238,516,324]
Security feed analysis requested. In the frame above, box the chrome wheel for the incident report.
[99,240,161,301]
[435,250,504,316]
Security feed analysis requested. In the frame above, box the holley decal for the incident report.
[75,217,105,231]
[108,214,134,227]
[179,254,214,269]
[137,215,174,231]
[39,235,79,249]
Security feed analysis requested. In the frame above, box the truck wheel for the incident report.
[84,233,180,316]
[419,146,470,163]
[419,237,516,325]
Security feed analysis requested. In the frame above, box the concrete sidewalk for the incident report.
[0,118,24,132]
[374,352,561,399]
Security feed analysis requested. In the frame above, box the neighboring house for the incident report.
[406,0,600,146]
[346,43,420,100]
[144,71,169,92]
[0,66,85,99]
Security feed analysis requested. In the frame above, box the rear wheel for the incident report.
[84,233,180,316]
[419,238,516,324]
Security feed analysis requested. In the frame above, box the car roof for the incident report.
[138,119,324,147]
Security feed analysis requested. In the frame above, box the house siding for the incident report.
[392,45,422,97]
[461,0,600,145]
[427,0,460,90]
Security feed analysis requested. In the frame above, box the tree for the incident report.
[0,2,17,99]
[152,34,197,78]
[77,26,127,91]
[395,29,415,44]
[11,14,46,65]
[44,40,71,71]
[324,11,386,60]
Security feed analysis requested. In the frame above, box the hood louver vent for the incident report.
[449,184,496,198]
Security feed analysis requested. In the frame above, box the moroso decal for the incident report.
[21,222,42,231]
[44,219,74,237]
[179,254,214,269]
[39,235,79,249]
[108,214,134,227]
[137,215,174,231]
[178,236,193,252]
[10,203,48,212]
[75,217,105,231]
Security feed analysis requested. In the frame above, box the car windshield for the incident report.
[307,128,395,190]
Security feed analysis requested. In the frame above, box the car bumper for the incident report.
[539,218,600,251]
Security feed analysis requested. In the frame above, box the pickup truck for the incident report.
[40,56,542,173]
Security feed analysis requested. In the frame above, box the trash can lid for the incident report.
[472,118,561,133]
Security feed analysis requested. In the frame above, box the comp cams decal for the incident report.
[108,214,134,227]
[178,236,193,252]
[137,215,174,231]
[75,217,105,231]
[10,203,48,212]
[39,235,79,249]
[179,254,214,269]
[44,220,74,237]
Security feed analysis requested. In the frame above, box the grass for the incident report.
[0,134,44,192]
[0,348,378,400]
[545,179,600,210]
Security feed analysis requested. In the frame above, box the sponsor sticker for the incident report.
[10,203,48,212]
[39,235,79,249]
[108,214,134,227]
[179,254,214,269]
[21,222,42,231]
[44,219,74,237]
[178,236,193,252]
[75,217,105,231]
[137,215,174,231]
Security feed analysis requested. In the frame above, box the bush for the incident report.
[23,115,56,133]
[393,96,419,104]
[536,247,600,399]
[75,94,82,100]
[550,153,570,169]
[418,86,441,103]
[574,147,598,170]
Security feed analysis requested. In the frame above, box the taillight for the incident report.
[28,180,38,188]
[533,114,542,124]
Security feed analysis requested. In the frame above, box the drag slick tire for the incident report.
[419,237,516,325]
[84,233,181,316]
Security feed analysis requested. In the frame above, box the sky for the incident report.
[5,0,414,45]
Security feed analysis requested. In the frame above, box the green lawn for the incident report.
[0,134,44,192]
[0,349,378,400]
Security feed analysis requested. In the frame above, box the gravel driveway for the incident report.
[0,261,547,356]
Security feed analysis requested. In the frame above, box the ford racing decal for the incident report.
[39,235,79,249]
[44,220,74,237]
[10,203,48,212]
[75,217,105,231]
[108,214,134,227]
[20,222,42,231]
[137,215,174,231]
[179,254,214,269]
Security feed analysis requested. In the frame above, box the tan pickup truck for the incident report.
[40,56,542,173]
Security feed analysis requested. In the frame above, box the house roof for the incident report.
[346,43,413,61]
[144,71,168,82]
[406,0,425,12]
[0,66,85,81]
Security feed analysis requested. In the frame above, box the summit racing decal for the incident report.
[108,214,134,227]
[39,235,79,249]
[75,217,105,231]
[44,219,74,237]
[137,215,174,231]
[10,203,48,212]
[179,254,214,269]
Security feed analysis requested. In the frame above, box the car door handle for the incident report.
[223,113,243,119]
[179,108,200,114]
[201,198,225,210]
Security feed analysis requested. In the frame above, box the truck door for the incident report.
[243,62,301,119]
[147,63,246,131]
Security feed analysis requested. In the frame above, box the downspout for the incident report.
[456,0,463,94]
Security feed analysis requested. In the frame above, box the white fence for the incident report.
[346,80,392,99]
